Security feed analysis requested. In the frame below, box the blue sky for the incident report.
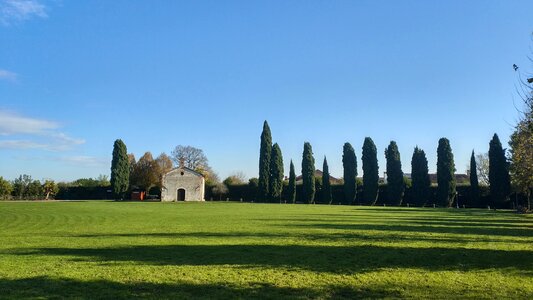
[1,0,532,182]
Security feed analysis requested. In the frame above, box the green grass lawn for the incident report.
[0,201,531,299]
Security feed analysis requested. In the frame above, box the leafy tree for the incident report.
[322,156,332,204]
[258,121,272,202]
[411,147,430,206]
[269,143,284,202]
[42,180,58,200]
[362,137,379,205]
[131,152,159,192]
[287,160,296,203]
[469,150,480,205]
[156,153,173,174]
[301,142,316,204]
[489,133,511,205]
[509,112,533,210]
[27,180,42,199]
[199,168,220,186]
[385,141,404,205]
[475,152,489,185]
[342,142,357,205]
[211,183,228,201]
[12,174,32,200]
[223,173,246,186]
[128,153,136,181]
[509,49,533,210]
[70,177,108,187]
[0,176,12,200]
[437,138,456,207]
[110,139,130,199]
[96,174,111,186]
[153,152,174,190]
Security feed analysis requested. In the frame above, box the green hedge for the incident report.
[55,183,527,209]
[56,186,111,200]
[205,183,524,208]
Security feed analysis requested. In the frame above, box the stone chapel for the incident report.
[161,159,205,202]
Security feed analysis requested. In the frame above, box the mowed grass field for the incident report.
[0,202,532,299]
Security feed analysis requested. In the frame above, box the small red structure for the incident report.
[131,191,146,201]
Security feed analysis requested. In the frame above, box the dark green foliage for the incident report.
[0,177,12,200]
[287,160,296,203]
[27,180,43,199]
[322,157,332,204]
[362,137,379,205]
[488,134,511,204]
[248,178,259,201]
[437,138,456,207]
[200,181,514,208]
[469,150,480,205]
[269,143,284,202]
[314,177,322,200]
[385,141,404,205]
[12,174,32,199]
[110,139,130,199]
[342,143,357,205]
[301,142,316,204]
[55,186,110,200]
[258,121,272,202]
[411,147,430,206]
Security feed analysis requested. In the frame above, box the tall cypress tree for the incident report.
[437,138,456,207]
[110,139,130,200]
[489,133,511,206]
[287,160,296,203]
[301,142,316,204]
[258,121,272,202]
[385,141,404,206]
[469,150,480,206]
[342,143,357,205]
[411,147,430,207]
[269,143,284,202]
[322,156,332,204]
[362,137,379,205]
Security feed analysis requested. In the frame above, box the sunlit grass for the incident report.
[0,201,531,299]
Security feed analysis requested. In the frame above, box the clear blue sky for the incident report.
[1,0,532,182]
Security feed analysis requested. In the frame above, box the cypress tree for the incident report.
[322,156,332,204]
[469,150,480,206]
[269,143,284,202]
[437,138,456,207]
[411,147,430,207]
[342,143,357,205]
[385,141,404,205]
[362,137,379,205]
[258,121,272,202]
[287,160,296,203]
[301,142,316,204]
[488,133,511,205]
[110,139,130,200]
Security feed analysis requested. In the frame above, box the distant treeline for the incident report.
[0,175,111,201]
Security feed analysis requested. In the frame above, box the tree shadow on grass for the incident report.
[288,222,532,237]
[0,276,397,299]
[70,231,532,244]
[17,244,533,275]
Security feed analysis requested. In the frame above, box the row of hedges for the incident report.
[55,186,111,200]
[206,183,527,209]
[52,183,528,209]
